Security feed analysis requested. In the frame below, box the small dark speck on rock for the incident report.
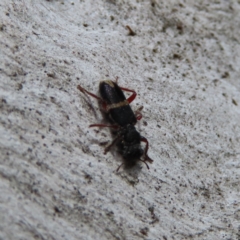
[126,25,136,36]
[173,53,181,59]
[1,98,7,104]
[232,99,238,106]
[47,73,56,78]
[140,227,149,236]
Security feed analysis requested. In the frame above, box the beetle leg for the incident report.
[135,113,142,121]
[104,135,123,154]
[140,136,154,163]
[116,162,124,172]
[77,85,101,101]
[89,123,121,154]
[135,106,143,121]
[139,160,150,169]
[77,85,107,110]
[119,86,137,104]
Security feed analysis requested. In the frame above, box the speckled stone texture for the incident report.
[0,1,240,239]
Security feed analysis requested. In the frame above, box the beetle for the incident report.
[77,80,153,171]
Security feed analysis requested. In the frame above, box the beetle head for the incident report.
[121,125,144,161]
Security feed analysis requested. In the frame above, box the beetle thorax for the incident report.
[120,125,143,160]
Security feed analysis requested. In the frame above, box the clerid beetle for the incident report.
[77,80,153,171]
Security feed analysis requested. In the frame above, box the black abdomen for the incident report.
[99,81,137,126]
[100,81,125,104]
[109,105,136,126]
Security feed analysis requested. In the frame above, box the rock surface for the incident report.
[1,1,240,239]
